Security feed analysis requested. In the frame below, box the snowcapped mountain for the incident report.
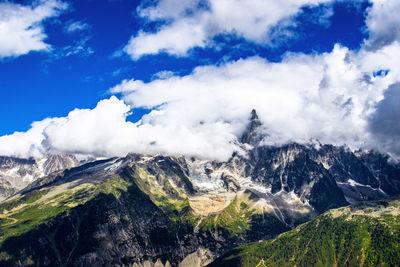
[0,154,80,199]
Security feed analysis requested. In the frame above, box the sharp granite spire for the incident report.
[241,109,263,145]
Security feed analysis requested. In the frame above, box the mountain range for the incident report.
[0,111,399,266]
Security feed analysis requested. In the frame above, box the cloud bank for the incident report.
[1,42,399,160]
[0,97,237,160]
[0,0,67,59]
[112,43,399,158]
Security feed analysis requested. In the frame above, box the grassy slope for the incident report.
[0,164,242,246]
[0,176,124,244]
[0,162,189,246]
[199,196,254,235]
[209,199,400,267]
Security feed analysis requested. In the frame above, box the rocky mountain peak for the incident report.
[41,154,80,176]
[241,109,263,145]
[0,156,35,169]
[0,154,81,199]
[250,109,259,121]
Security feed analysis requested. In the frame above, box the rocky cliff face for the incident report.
[0,154,80,199]
[0,111,399,266]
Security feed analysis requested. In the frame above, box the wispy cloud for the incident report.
[64,20,90,34]
[63,36,94,57]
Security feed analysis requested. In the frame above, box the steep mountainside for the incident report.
[209,198,400,267]
[0,147,399,266]
[0,155,80,199]
[0,155,289,266]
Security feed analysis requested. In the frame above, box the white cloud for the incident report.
[65,20,89,33]
[4,42,399,160]
[114,45,393,154]
[1,44,400,160]
[124,0,336,59]
[0,119,54,158]
[125,18,209,58]
[63,36,94,57]
[0,97,237,160]
[368,83,400,157]
[152,70,175,80]
[364,0,400,50]
[0,0,68,59]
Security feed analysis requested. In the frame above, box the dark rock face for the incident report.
[42,154,80,176]
[0,157,36,168]
[356,151,400,195]
[313,145,380,187]
[248,144,347,211]
[241,109,262,145]
[235,110,398,211]
[233,140,400,208]
[312,145,400,202]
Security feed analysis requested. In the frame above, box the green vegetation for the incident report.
[153,196,191,222]
[0,184,95,243]
[0,169,147,246]
[209,199,400,267]
[95,175,130,198]
[0,189,50,213]
[200,196,256,236]
[130,165,192,222]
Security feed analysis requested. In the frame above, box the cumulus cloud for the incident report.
[1,45,399,160]
[0,119,54,158]
[368,83,400,157]
[0,0,68,59]
[364,0,400,50]
[124,0,335,59]
[113,45,395,154]
[2,43,399,160]
[0,97,237,160]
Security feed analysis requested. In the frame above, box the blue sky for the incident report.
[0,0,399,160]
